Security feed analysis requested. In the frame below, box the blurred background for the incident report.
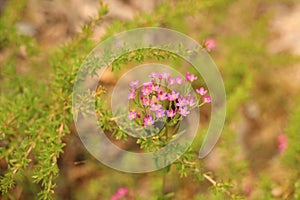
[1,0,300,199]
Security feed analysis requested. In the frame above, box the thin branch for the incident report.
[12,141,35,175]
[203,173,217,187]
[203,173,232,197]
[0,115,16,135]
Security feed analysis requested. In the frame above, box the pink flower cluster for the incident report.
[110,187,128,200]
[127,71,211,127]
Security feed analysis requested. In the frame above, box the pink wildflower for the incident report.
[127,91,136,100]
[157,91,168,101]
[204,38,216,51]
[186,72,198,82]
[117,187,128,196]
[166,109,177,118]
[184,94,196,107]
[202,95,211,104]
[141,97,152,107]
[175,77,183,84]
[196,87,208,96]
[110,187,128,200]
[168,78,176,85]
[149,71,158,79]
[150,84,159,92]
[277,134,288,153]
[143,81,152,86]
[141,86,151,95]
[158,71,170,80]
[150,103,162,111]
[144,115,154,126]
[179,106,190,117]
[128,110,137,120]
[142,81,158,95]
[129,80,139,89]
[176,97,187,107]
[155,109,165,118]
[168,91,179,101]
[187,97,197,107]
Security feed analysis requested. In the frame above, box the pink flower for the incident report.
[196,87,207,96]
[168,91,179,101]
[143,81,152,86]
[186,72,198,82]
[110,187,128,200]
[129,80,139,88]
[187,97,196,107]
[150,103,162,111]
[179,106,190,117]
[117,187,128,196]
[168,78,176,85]
[111,195,119,200]
[141,97,152,107]
[142,81,158,95]
[128,110,137,120]
[202,95,211,104]
[204,38,216,51]
[144,115,154,126]
[128,91,136,100]
[141,85,151,95]
[158,71,170,80]
[184,94,196,107]
[166,109,177,118]
[277,134,288,153]
[150,84,159,92]
[175,77,183,84]
[157,91,168,101]
[155,109,165,118]
[149,72,158,79]
[176,97,187,107]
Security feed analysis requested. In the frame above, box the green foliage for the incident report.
[281,97,300,198]
[284,97,300,168]
[0,1,108,199]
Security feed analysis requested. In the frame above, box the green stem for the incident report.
[165,124,169,140]
[173,120,180,135]
[198,102,205,107]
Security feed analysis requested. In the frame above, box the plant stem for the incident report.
[165,124,169,139]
